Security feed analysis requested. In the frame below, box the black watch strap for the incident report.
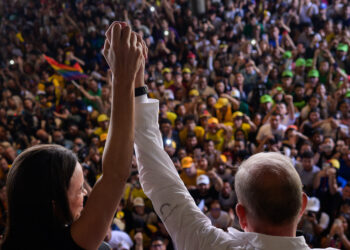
[135,86,148,97]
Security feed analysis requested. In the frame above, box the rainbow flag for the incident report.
[44,55,88,80]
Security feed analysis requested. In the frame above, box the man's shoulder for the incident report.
[258,123,270,132]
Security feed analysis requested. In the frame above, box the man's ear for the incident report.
[236,203,247,231]
[298,192,308,219]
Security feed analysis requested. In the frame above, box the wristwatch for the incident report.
[135,86,148,97]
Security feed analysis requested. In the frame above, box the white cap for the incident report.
[164,89,174,100]
[196,175,210,185]
[231,88,240,99]
[306,197,320,212]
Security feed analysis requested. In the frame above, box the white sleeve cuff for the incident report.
[135,94,148,104]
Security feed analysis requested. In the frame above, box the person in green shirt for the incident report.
[84,79,102,109]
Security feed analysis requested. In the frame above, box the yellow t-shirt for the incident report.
[326,33,335,43]
[164,80,174,89]
[123,183,152,208]
[179,126,205,145]
[180,169,206,187]
[38,75,62,106]
[205,129,225,152]
[224,122,251,140]
[215,106,232,123]
[93,127,108,136]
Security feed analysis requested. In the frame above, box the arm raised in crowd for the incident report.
[135,98,235,250]
[70,22,143,249]
[134,44,236,250]
[72,80,104,113]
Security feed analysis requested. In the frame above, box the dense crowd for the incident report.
[0,0,350,249]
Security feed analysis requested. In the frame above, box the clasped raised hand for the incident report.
[103,22,143,85]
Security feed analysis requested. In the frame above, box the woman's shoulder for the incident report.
[1,226,84,250]
[53,225,85,250]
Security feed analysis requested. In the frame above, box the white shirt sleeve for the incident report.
[134,97,240,250]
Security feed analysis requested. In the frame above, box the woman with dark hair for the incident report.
[2,22,145,249]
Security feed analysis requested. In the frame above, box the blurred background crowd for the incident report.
[0,0,350,249]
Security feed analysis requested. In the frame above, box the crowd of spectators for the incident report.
[0,0,350,249]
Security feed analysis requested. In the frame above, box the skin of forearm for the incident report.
[340,234,350,249]
[102,76,134,180]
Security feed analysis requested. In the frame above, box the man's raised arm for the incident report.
[133,45,240,247]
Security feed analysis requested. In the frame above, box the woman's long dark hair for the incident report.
[2,144,77,248]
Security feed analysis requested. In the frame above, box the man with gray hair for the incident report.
[134,91,335,249]
[234,153,306,237]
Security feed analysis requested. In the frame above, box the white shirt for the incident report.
[300,2,318,23]
[256,123,286,142]
[134,96,335,250]
[295,164,320,189]
[206,210,231,229]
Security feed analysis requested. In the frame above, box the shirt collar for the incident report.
[227,227,310,250]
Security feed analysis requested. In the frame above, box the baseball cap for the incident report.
[181,156,194,168]
[283,51,292,59]
[187,52,196,59]
[287,125,298,131]
[208,117,219,125]
[196,175,210,185]
[199,110,211,118]
[337,43,349,52]
[275,86,284,93]
[133,197,145,207]
[282,70,293,78]
[308,69,320,78]
[306,197,320,212]
[260,94,273,104]
[162,68,171,74]
[231,89,240,99]
[295,58,306,67]
[214,98,229,109]
[232,111,244,119]
[182,68,191,74]
[164,89,175,100]
[305,59,313,67]
[189,89,199,97]
[97,114,109,122]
